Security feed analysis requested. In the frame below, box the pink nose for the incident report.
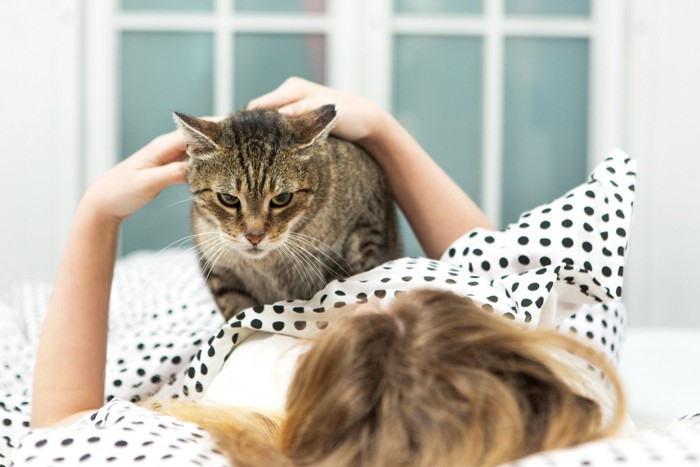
[245,233,265,245]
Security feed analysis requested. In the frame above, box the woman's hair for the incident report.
[159,289,626,467]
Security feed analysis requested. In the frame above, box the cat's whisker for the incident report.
[286,245,341,286]
[162,197,194,209]
[197,242,219,274]
[287,233,352,277]
[206,243,232,283]
[276,245,311,296]
[274,246,294,278]
[153,236,223,274]
[184,235,227,263]
[284,241,327,288]
[285,242,325,296]
[177,236,221,257]
[199,240,229,281]
[286,236,350,279]
[284,244,321,296]
[157,231,220,254]
[200,239,226,268]
[277,244,316,297]
[120,234,220,296]
[131,235,222,292]
[204,246,229,285]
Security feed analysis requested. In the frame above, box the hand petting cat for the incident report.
[247,76,388,144]
[250,76,494,259]
[82,130,188,225]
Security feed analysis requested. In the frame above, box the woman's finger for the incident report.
[140,161,188,196]
[248,90,298,110]
[247,77,310,110]
[278,98,329,117]
[132,131,187,166]
[201,115,226,122]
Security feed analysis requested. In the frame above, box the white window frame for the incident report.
[84,0,627,226]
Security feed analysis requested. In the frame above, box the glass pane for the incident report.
[502,38,589,226]
[235,0,326,13]
[393,36,483,257]
[505,0,590,16]
[395,0,482,14]
[121,0,213,11]
[120,32,214,254]
[234,33,325,109]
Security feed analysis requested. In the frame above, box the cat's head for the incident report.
[173,105,337,259]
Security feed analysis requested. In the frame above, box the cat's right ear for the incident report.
[172,112,221,156]
[287,104,338,150]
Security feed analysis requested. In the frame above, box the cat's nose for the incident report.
[245,233,266,246]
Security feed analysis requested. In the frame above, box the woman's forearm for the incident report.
[30,202,119,427]
[29,132,186,428]
[361,111,494,259]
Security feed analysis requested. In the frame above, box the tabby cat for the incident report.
[174,105,401,320]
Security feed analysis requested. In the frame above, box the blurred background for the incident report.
[2,0,699,322]
[2,0,699,324]
[1,0,699,420]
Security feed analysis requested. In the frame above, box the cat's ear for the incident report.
[288,104,338,149]
[172,111,222,156]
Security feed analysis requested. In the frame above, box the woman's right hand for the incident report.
[250,77,494,258]
[247,77,388,144]
[81,130,187,226]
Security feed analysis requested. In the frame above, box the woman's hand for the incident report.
[249,78,494,259]
[247,77,388,143]
[81,130,188,226]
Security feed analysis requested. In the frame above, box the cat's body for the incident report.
[175,106,401,320]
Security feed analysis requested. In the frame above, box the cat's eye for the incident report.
[217,193,240,208]
[270,192,293,207]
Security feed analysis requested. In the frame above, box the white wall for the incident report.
[624,0,700,327]
[0,0,81,289]
[1,0,699,329]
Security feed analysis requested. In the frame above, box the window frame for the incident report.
[84,0,627,228]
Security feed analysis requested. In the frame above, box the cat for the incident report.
[173,105,402,320]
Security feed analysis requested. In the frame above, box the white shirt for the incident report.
[201,332,310,413]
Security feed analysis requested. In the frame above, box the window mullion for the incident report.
[328,0,360,93]
[362,0,392,110]
[215,0,233,115]
[589,0,627,168]
[483,0,505,227]
[85,0,118,186]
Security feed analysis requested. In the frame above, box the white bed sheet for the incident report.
[619,328,700,428]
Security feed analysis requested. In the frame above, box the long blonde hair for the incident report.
[159,289,626,466]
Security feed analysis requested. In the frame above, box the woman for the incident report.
[13,78,633,466]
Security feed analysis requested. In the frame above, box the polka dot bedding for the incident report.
[16,400,229,467]
[1,150,699,465]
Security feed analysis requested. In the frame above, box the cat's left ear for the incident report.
[172,111,222,156]
[287,104,338,149]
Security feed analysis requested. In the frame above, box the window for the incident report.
[85,0,625,256]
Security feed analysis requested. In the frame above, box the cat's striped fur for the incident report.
[174,105,401,320]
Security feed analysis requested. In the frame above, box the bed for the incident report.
[1,250,698,466]
[1,153,698,465]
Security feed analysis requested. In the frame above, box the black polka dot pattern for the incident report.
[8,152,699,466]
[15,400,229,466]
[1,251,225,466]
[439,152,637,362]
[174,153,637,399]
